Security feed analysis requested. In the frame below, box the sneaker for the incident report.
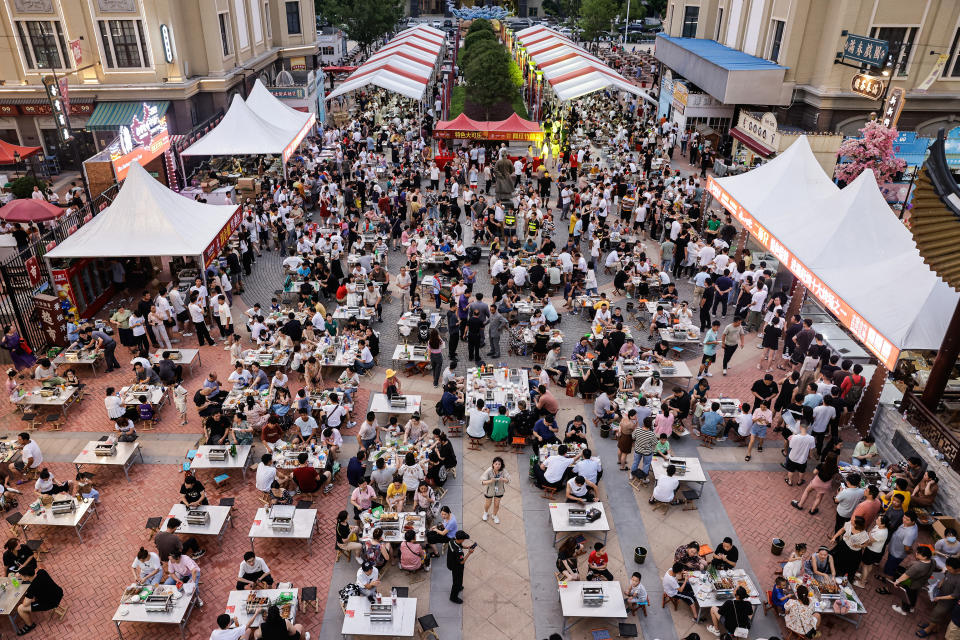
[707,625,721,637]
[182,332,194,337]
[482,512,488,521]
[323,484,334,494]
[493,515,500,524]
[717,436,727,442]
[424,564,431,572]
[197,598,204,608]
[705,372,713,377]
[722,368,727,375]
[348,421,357,427]
[892,604,908,616]
[305,634,311,640]
[192,549,206,560]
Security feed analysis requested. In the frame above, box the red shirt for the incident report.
[589,551,608,567]
[293,465,319,493]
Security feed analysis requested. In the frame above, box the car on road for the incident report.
[431,20,442,28]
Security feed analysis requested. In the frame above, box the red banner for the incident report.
[203,208,243,267]
[69,39,82,66]
[58,77,70,118]
[34,293,68,347]
[24,256,42,289]
[706,176,899,369]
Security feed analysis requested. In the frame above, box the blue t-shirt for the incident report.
[702,329,719,356]
[534,418,558,442]
[701,411,723,436]
[444,514,458,539]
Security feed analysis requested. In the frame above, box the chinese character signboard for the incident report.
[34,293,68,347]
[882,87,906,128]
[268,86,307,99]
[671,81,688,115]
[108,103,171,181]
[843,34,889,67]
[851,73,884,100]
[69,39,82,66]
[203,208,243,267]
[24,256,43,289]
[706,176,900,370]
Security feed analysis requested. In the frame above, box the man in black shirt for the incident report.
[446,302,460,358]
[281,312,303,342]
[157,351,180,386]
[16,569,63,633]
[528,259,546,286]
[179,475,209,507]
[447,530,476,604]
[710,537,739,569]
[750,373,778,406]
[708,586,753,637]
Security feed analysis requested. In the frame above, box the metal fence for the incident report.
[0,185,120,353]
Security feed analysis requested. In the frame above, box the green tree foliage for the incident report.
[9,176,46,200]
[464,45,518,119]
[578,0,617,41]
[459,38,501,71]
[316,0,404,52]
[467,18,493,35]
[463,28,497,52]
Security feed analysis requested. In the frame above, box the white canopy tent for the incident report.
[181,95,306,162]
[711,136,960,358]
[46,162,239,261]
[514,26,655,104]
[245,79,316,139]
[326,25,445,103]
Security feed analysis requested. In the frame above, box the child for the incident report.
[623,571,648,614]
[173,383,188,425]
[383,416,402,440]
[771,576,790,614]
[76,472,100,504]
[655,433,672,459]
[690,397,706,434]
[137,395,155,423]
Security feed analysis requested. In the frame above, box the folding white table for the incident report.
[368,394,421,418]
[0,578,27,634]
[112,586,198,640]
[190,445,253,479]
[164,503,233,550]
[73,440,143,482]
[148,348,202,377]
[341,595,417,638]
[548,502,610,545]
[224,587,298,626]
[18,497,98,542]
[248,506,317,553]
[650,456,709,497]
[558,581,627,633]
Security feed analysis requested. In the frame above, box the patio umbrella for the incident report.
[0,198,65,223]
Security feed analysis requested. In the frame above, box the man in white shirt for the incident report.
[536,444,580,489]
[9,432,42,481]
[353,341,375,373]
[236,552,273,590]
[104,386,125,421]
[293,408,319,444]
[209,613,261,640]
[356,562,381,598]
[651,464,680,504]
[188,293,215,346]
[662,563,697,614]
[254,453,287,492]
[466,399,490,439]
[227,363,251,390]
[572,448,602,485]
[321,394,346,429]
[746,285,768,332]
[785,425,817,486]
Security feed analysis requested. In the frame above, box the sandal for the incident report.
[758,446,763,452]
[917,631,931,638]
[784,477,793,486]
[16,624,34,636]
[809,508,819,515]
[744,455,751,461]
[797,480,806,486]
[790,500,802,510]
[876,587,891,595]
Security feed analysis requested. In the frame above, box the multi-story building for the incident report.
[655,0,960,136]
[0,0,319,169]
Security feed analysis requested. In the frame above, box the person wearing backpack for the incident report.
[840,363,867,416]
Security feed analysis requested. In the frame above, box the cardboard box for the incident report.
[200,179,220,192]
[933,516,960,539]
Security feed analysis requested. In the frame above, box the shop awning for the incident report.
[0,138,41,164]
[709,136,960,368]
[86,101,170,130]
[655,36,790,105]
[730,128,775,157]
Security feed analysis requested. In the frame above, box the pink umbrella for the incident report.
[0,198,65,223]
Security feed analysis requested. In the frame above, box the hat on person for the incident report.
[385,369,396,378]
[361,561,373,571]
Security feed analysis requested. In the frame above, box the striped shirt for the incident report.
[632,427,658,455]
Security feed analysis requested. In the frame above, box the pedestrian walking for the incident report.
[447,530,476,604]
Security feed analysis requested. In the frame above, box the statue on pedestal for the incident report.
[493,149,515,203]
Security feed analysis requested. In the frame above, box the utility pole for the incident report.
[622,0,631,46]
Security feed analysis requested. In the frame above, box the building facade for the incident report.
[0,0,319,168]
[656,0,960,135]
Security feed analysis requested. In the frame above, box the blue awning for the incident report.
[657,36,787,71]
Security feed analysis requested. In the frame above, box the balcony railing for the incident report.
[899,390,960,473]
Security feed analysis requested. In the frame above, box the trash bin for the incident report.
[599,424,610,438]
[634,546,647,564]
[771,538,785,556]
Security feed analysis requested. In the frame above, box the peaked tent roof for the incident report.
[0,138,41,165]
[491,113,542,133]
[434,113,487,133]
[246,79,315,134]
[181,95,302,156]
[46,162,239,259]
[326,26,444,102]
[514,26,651,102]
[713,136,959,352]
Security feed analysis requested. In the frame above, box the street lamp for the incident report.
[12,151,20,178]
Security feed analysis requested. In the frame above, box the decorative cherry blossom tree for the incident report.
[834,120,906,185]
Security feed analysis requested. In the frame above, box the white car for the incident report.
[431,20,442,28]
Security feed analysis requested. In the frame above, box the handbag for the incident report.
[732,601,749,638]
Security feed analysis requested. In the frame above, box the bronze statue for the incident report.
[493,149,515,203]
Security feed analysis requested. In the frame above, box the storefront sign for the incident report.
[0,105,17,116]
[160,24,174,63]
[881,87,906,128]
[24,256,43,289]
[706,176,900,369]
[843,34,888,67]
[290,56,307,71]
[19,102,91,116]
[51,269,78,316]
[671,81,688,115]
[108,102,171,181]
[203,208,243,267]
[657,70,673,120]
[735,111,779,150]
[268,86,307,99]
[851,73,884,100]
[281,114,316,164]
[33,293,67,347]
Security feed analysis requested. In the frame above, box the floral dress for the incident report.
[784,598,818,635]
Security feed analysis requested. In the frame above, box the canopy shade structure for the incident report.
[910,131,960,291]
[46,162,240,261]
[434,113,544,141]
[0,198,64,223]
[326,26,445,103]
[181,95,306,162]
[0,138,41,164]
[515,26,652,103]
[708,136,960,369]
[245,79,316,141]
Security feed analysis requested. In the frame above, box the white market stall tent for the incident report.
[245,79,316,145]
[326,25,445,102]
[181,94,307,163]
[46,161,240,262]
[709,135,960,367]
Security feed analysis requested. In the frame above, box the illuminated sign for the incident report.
[843,34,889,67]
[41,75,72,143]
[671,81,688,115]
[706,176,900,370]
[882,87,906,128]
[851,73,884,100]
[281,114,316,164]
[203,209,244,267]
[109,103,171,181]
[160,24,174,63]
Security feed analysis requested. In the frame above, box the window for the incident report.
[15,20,68,70]
[945,27,960,78]
[529,7,538,16]
[769,19,785,62]
[97,19,150,68]
[218,12,233,56]
[321,46,335,55]
[265,2,272,40]
[681,5,699,38]
[870,26,918,76]
[715,8,723,41]
[285,1,301,34]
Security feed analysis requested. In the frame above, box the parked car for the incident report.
[443,19,453,27]
[431,20,442,28]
